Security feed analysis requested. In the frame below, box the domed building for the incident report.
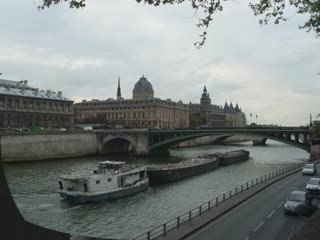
[133,75,154,99]
[74,75,189,129]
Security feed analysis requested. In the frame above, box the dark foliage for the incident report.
[311,120,320,139]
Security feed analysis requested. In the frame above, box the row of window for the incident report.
[0,98,71,113]
[79,99,182,108]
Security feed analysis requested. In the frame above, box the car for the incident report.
[302,163,317,176]
[306,178,320,194]
[284,190,318,216]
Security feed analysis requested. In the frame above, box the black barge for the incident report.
[147,150,249,184]
[147,158,219,185]
[201,150,250,166]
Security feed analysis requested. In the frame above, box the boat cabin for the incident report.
[59,161,148,195]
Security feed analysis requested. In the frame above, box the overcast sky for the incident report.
[0,0,319,126]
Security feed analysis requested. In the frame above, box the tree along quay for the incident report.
[132,162,308,240]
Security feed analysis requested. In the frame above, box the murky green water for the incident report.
[3,141,308,239]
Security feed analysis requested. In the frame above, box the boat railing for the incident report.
[132,161,307,240]
[95,165,144,175]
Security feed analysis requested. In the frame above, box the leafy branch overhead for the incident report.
[39,0,320,48]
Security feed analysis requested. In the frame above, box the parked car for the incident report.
[306,178,320,194]
[284,190,317,216]
[302,163,317,176]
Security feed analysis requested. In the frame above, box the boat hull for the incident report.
[218,150,250,166]
[59,181,148,204]
[147,160,219,185]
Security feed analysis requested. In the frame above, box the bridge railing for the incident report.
[148,126,310,132]
[132,161,306,240]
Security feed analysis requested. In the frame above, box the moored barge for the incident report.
[201,150,250,166]
[147,150,250,185]
[147,158,219,185]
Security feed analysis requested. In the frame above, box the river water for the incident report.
[4,141,308,239]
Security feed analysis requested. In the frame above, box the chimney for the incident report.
[58,91,62,98]
[20,84,25,93]
[33,88,39,95]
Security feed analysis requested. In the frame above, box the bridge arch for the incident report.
[101,135,136,154]
[149,128,310,153]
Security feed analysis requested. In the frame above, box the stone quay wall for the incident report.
[1,132,98,162]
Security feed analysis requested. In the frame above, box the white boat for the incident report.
[58,161,149,203]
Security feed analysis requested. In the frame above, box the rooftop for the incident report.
[0,79,73,102]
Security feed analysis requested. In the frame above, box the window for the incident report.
[108,178,112,182]
[96,180,100,184]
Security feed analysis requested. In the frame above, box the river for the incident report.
[3,141,308,239]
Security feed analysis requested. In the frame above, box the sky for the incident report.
[0,0,319,126]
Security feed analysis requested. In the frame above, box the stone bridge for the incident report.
[96,127,311,156]
[0,127,315,162]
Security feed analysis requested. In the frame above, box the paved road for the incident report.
[186,165,320,240]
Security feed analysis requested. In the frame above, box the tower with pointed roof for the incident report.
[200,85,211,113]
[117,76,122,100]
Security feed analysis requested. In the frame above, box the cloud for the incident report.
[0,0,319,126]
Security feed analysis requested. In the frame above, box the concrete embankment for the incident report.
[0,132,98,162]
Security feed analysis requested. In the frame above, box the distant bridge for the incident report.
[148,127,311,153]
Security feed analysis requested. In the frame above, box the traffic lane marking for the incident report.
[277,201,284,208]
[267,210,275,218]
[253,221,264,232]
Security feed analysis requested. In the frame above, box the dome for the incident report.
[132,75,154,99]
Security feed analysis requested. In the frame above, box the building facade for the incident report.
[0,79,73,129]
[74,75,189,129]
[189,86,246,127]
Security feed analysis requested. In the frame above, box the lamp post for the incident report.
[256,115,258,125]
[250,113,252,125]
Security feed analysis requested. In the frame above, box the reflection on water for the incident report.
[4,141,308,239]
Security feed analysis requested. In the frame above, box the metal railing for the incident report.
[132,162,306,240]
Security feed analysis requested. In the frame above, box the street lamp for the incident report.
[250,113,252,125]
[256,115,258,125]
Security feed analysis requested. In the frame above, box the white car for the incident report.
[306,178,320,194]
[284,190,309,214]
[302,163,317,176]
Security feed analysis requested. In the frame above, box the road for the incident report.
[186,165,320,240]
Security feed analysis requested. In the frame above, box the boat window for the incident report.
[96,180,100,184]
[108,178,112,182]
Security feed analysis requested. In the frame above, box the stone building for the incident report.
[0,79,73,129]
[189,86,246,127]
[74,75,189,129]
[224,102,247,127]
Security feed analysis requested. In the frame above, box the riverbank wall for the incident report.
[0,132,98,162]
